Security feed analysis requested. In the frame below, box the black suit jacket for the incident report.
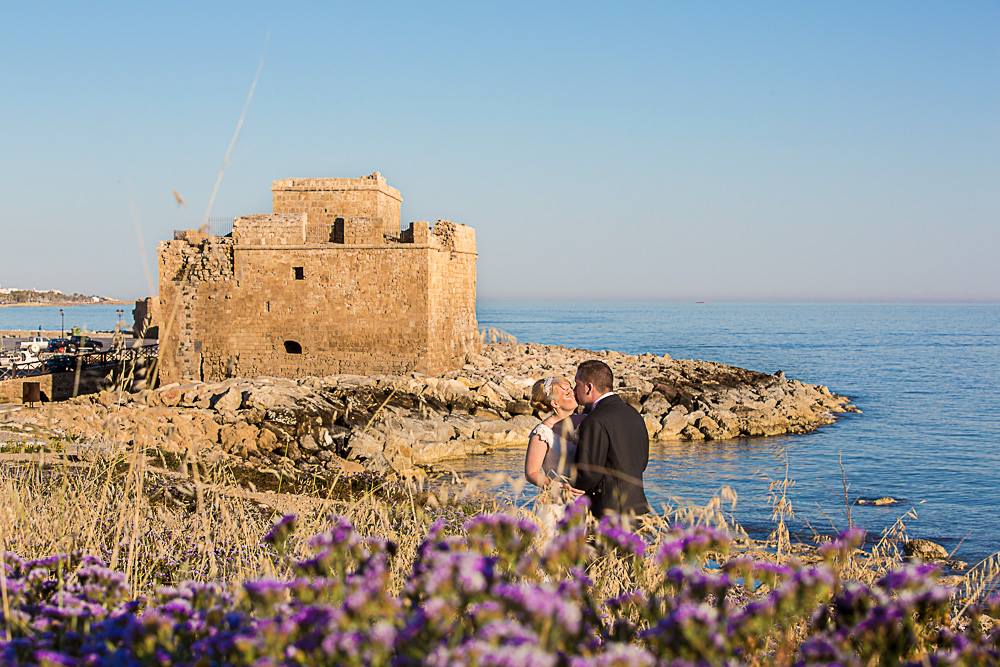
[573,394,651,516]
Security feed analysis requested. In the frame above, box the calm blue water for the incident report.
[465,302,1000,567]
[4,302,999,565]
[0,304,127,333]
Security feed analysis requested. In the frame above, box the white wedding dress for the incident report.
[528,420,577,537]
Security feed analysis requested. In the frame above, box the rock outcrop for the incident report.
[4,343,857,477]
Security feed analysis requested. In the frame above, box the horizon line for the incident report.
[4,296,1000,307]
[477,296,1000,305]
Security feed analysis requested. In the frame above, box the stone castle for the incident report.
[157,172,479,384]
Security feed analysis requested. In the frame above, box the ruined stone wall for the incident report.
[132,296,160,339]
[272,173,402,242]
[426,221,480,370]
[158,235,235,383]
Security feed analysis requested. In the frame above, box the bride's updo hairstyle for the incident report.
[530,377,560,413]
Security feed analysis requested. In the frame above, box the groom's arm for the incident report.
[574,417,610,493]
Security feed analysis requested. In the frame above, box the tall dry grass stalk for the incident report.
[767,453,796,561]
[955,550,1000,616]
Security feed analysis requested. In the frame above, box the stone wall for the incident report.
[157,174,479,385]
[158,235,235,383]
[232,213,306,246]
[132,297,160,339]
[427,222,480,372]
[272,172,403,242]
[0,367,117,403]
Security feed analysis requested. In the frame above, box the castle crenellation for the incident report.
[156,172,479,384]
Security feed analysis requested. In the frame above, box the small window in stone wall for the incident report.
[284,340,303,354]
[293,266,305,280]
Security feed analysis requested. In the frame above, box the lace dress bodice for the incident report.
[529,422,576,481]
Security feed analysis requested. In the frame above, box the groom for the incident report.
[572,360,651,517]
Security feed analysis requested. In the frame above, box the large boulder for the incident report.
[657,409,689,441]
[641,392,673,418]
[211,385,245,414]
[905,539,950,561]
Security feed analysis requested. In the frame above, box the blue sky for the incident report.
[1,2,997,301]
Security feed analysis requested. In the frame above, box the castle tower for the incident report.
[157,174,478,384]
[271,172,403,242]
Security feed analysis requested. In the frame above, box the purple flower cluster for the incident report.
[596,516,647,558]
[655,525,732,567]
[805,558,963,664]
[0,517,996,665]
[262,514,296,551]
[464,513,539,574]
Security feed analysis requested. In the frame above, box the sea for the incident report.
[0,304,127,334]
[468,301,1000,568]
[2,302,998,566]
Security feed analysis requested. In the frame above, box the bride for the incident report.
[525,376,584,534]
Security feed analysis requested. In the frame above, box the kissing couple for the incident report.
[524,359,651,532]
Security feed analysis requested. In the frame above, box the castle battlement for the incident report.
[271,172,402,198]
[157,174,479,383]
[271,171,403,241]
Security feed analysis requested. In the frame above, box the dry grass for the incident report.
[1,429,995,622]
[0,442,499,597]
[956,551,1000,614]
[0,438,756,605]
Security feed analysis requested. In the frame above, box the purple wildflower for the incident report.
[465,513,539,566]
[799,636,844,661]
[308,515,357,551]
[540,524,593,574]
[655,526,731,566]
[243,579,289,610]
[476,619,540,646]
[493,583,584,636]
[262,514,297,550]
[877,563,940,592]
[605,590,647,612]
[428,641,557,667]
[596,516,647,558]
[34,650,78,667]
[556,496,591,530]
[570,643,656,667]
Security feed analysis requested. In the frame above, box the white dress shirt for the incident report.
[590,391,615,411]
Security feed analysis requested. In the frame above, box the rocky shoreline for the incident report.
[1,343,857,478]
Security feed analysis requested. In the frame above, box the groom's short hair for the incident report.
[577,360,613,393]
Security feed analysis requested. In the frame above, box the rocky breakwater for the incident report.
[3,343,857,477]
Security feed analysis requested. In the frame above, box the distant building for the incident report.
[156,172,479,384]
